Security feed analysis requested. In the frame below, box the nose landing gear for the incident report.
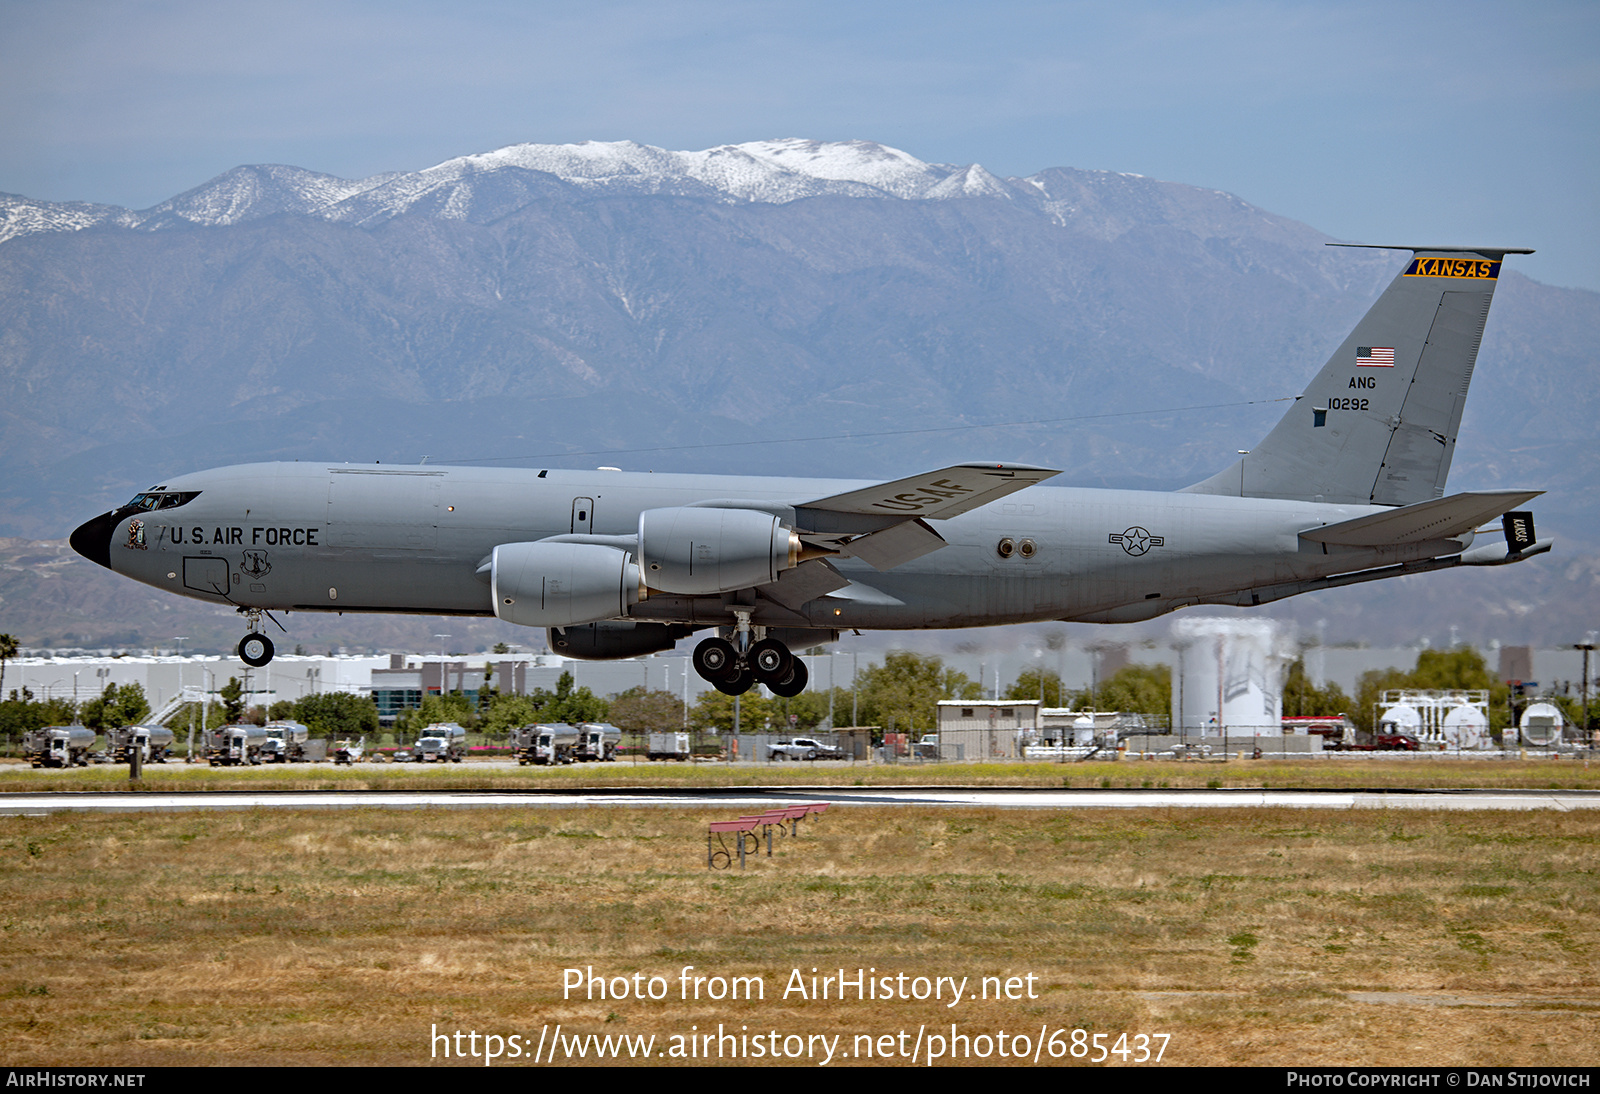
[236,608,276,667]
[239,632,274,668]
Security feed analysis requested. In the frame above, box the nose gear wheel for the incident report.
[235,607,282,667]
[238,633,274,668]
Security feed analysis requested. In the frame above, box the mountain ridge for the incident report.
[0,137,1591,652]
[0,138,1315,243]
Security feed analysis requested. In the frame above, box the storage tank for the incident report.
[1171,619,1295,737]
[1518,702,1564,747]
[1378,703,1422,737]
[1442,703,1490,750]
[1072,715,1096,747]
[1379,690,1492,749]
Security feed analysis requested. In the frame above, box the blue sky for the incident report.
[3,0,1597,289]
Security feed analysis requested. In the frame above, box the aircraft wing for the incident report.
[1298,490,1543,547]
[797,462,1060,523]
[788,462,1059,571]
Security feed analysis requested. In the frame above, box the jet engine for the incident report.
[491,541,643,628]
[636,507,800,595]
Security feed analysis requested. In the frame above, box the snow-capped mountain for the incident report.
[0,138,1252,243]
[0,194,137,241]
[416,138,986,203]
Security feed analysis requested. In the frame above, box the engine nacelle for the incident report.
[491,541,642,628]
[549,621,696,660]
[637,507,799,595]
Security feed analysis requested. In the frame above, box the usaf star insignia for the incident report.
[1109,527,1164,556]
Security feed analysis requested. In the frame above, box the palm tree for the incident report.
[0,633,16,700]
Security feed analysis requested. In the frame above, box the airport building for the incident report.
[935,700,1041,760]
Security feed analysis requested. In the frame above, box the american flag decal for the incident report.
[1356,346,1395,367]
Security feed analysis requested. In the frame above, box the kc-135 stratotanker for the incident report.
[71,245,1549,696]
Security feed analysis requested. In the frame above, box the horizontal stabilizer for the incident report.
[1460,537,1552,566]
[798,462,1058,527]
[1299,490,1543,547]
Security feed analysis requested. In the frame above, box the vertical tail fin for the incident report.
[1184,245,1531,506]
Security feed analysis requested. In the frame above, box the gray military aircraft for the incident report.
[71,245,1549,696]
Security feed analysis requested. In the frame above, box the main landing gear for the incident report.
[237,608,275,668]
[692,615,808,698]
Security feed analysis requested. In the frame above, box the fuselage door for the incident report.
[572,497,595,535]
[182,556,231,596]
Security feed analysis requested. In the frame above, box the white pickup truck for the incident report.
[768,737,843,761]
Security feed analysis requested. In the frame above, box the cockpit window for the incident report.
[125,491,201,511]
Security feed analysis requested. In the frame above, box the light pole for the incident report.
[1576,637,1596,746]
[175,637,187,721]
[196,669,215,762]
[827,654,834,730]
[434,634,451,700]
[852,650,859,728]
[1044,629,1067,709]
[1172,638,1195,743]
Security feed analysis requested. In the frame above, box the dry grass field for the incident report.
[1,799,1596,1067]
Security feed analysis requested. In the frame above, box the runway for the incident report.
[3,786,1598,814]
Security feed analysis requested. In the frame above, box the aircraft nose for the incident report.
[70,510,121,570]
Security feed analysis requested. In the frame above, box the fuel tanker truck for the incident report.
[206,724,267,766]
[108,724,175,763]
[24,726,96,768]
